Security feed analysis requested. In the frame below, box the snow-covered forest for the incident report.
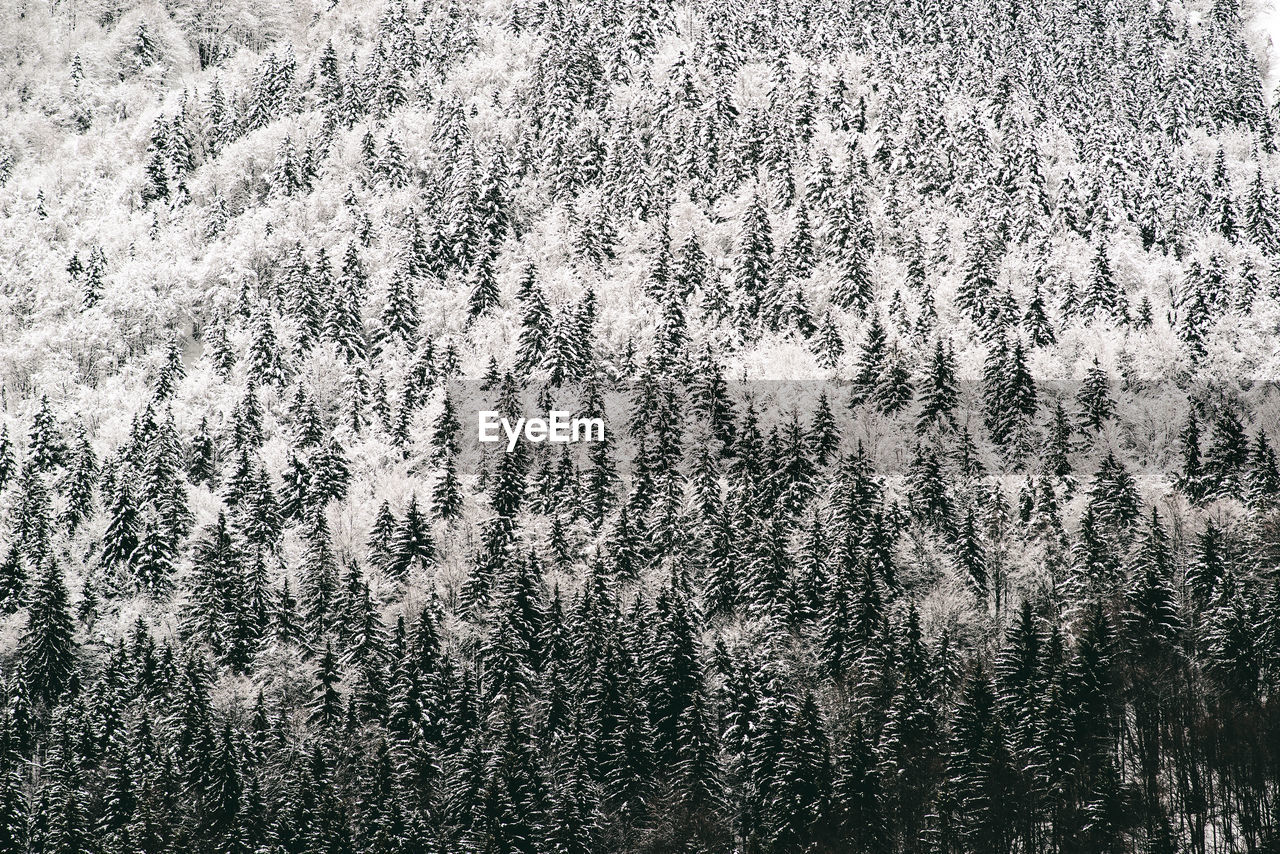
[1,0,1279,850]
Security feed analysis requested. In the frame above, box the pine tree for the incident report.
[1205,405,1249,498]
[388,495,434,579]
[734,193,773,331]
[849,314,887,407]
[954,508,988,596]
[1076,356,1115,432]
[0,427,13,492]
[1177,408,1205,501]
[1023,282,1056,346]
[916,338,958,432]
[101,473,142,570]
[813,312,844,369]
[1088,451,1140,529]
[467,243,501,319]
[28,395,65,472]
[59,427,97,533]
[379,263,418,346]
[434,452,464,521]
[311,641,344,727]
[1246,429,1280,505]
[1082,241,1120,318]
[516,266,552,372]
[142,145,169,204]
[18,560,75,707]
[81,246,106,309]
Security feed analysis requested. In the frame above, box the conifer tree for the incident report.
[388,495,434,579]
[1076,356,1115,432]
[1023,282,1056,346]
[379,263,418,347]
[28,395,65,472]
[916,337,958,432]
[59,427,97,533]
[434,452,464,521]
[101,473,142,570]
[18,560,75,707]
[849,315,887,407]
[467,243,501,319]
[734,193,773,332]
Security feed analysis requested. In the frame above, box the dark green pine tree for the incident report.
[17,560,76,707]
[466,243,501,319]
[1072,504,1117,603]
[955,232,996,324]
[28,395,66,472]
[101,472,141,571]
[954,508,988,597]
[734,193,773,333]
[702,502,739,617]
[833,720,886,852]
[433,452,464,521]
[300,509,339,632]
[379,262,418,347]
[0,544,26,611]
[1038,402,1073,480]
[142,143,169,204]
[1122,507,1183,663]
[909,442,952,530]
[0,427,14,492]
[1177,276,1212,362]
[59,427,97,533]
[1081,242,1119,318]
[832,236,873,313]
[0,766,27,853]
[808,391,840,466]
[874,346,914,415]
[311,437,352,507]
[813,311,844,369]
[14,463,55,564]
[1088,451,1140,529]
[981,336,1013,446]
[1246,429,1280,505]
[366,501,398,573]
[1176,408,1205,501]
[516,266,552,372]
[849,314,887,407]
[1134,293,1155,330]
[387,495,434,580]
[941,664,1017,854]
[310,641,344,727]
[133,517,177,596]
[200,723,243,849]
[433,391,462,460]
[1204,405,1250,499]
[326,247,368,361]
[1022,282,1056,346]
[154,335,185,399]
[248,309,287,387]
[1186,520,1227,609]
[1076,356,1115,432]
[80,246,107,310]
[205,318,236,379]
[916,337,958,433]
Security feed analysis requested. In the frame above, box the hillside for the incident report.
[1,0,1280,851]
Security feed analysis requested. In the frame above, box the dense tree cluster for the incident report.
[0,0,1279,852]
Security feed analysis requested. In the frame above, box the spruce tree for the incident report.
[916,337,958,432]
[1076,356,1115,432]
[388,495,434,579]
[18,560,75,707]
[734,193,773,332]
